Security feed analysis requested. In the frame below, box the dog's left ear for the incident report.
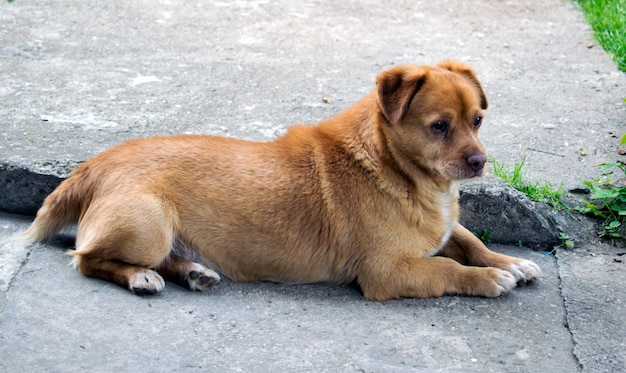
[438,60,488,109]
[376,66,427,125]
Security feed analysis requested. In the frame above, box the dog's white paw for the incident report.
[185,263,221,292]
[493,269,517,297]
[476,268,517,298]
[507,259,542,285]
[129,269,165,295]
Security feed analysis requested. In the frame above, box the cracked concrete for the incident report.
[556,246,626,371]
[0,0,625,371]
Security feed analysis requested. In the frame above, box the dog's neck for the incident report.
[320,92,455,198]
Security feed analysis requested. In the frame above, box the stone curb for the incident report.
[459,176,596,248]
[0,161,75,216]
[1,161,595,248]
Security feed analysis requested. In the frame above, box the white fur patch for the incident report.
[436,181,459,250]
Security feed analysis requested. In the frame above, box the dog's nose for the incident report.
[466,153,486,172]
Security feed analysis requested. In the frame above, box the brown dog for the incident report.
[22,61,540,301]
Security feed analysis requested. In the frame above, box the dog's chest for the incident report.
[436,182,459,249]
[398,181,460,256]
[439,182,459,235]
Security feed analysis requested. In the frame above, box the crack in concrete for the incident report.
[554,249,584,371]
[5,250,32,292]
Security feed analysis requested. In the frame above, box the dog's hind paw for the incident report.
[183,263,221,292]
[507,259,542,285]
[129,269,165,295]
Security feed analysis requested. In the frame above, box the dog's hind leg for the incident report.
[157,256,221,292]
[69,194,176,295]
[157,239,221,291]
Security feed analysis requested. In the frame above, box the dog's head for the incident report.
[376,60,488,181]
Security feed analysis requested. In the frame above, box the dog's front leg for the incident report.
[439,224,542,285]
[359,254,517,301]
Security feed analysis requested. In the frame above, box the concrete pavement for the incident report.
[1,0,625,371]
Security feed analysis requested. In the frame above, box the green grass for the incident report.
[576,0,626,71]
[492,156,568,210]
[559,233,575,249]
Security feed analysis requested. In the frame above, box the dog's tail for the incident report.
[20,171,91,243]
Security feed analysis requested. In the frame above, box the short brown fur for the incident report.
[22,61,540,300]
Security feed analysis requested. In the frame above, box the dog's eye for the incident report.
[473,116,482,127]
[432,121,447,133]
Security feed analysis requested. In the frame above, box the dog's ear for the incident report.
[376,66,427,125]
[438,60,488,109]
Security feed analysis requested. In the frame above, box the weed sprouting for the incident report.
[491,156,567,211]
[575,136,626,240]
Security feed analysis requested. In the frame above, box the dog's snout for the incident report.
[467,153,486,173]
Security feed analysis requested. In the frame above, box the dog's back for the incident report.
[22,125,375,285]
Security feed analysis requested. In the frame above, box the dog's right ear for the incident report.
[376,66,427,125]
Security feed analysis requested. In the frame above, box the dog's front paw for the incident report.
[468,267,516,298]
[507,259,541,285]
[129,269,165,295]
[487,268,517,297]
